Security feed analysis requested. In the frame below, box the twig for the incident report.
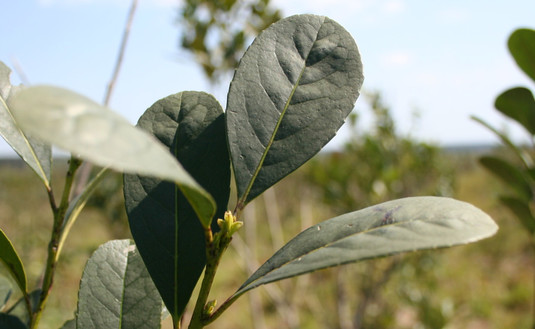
[74,0,138,196]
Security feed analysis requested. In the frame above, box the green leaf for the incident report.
[499,196,535,234]
[124,92,230,321]
[495,87,535,135]
[75,240,162,329]
[480,155,533,200]
[471,116,533,168]
[226,14,363,205]
[0,62,51,188]
[233,197,497,298]
[0,229,27,297]
[0,313,27,329]
[8,85,215,224]
[0,276,12,311]
[6,290,40,327]
[508,28,535,82]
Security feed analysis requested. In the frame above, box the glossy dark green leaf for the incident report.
[0,62,51,188]
[227,14,363,205]
[0,229,26,297]
[499,196,535,234]
[508,28,535,82]
[75,240,162,329]
[495,87,535,135]
[0,313,27,329]
[234,197,497,298]
[124,91,230,321]
[480,155,533,200]
[9,85,215,224]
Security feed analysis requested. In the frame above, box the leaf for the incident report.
[0,313,27,329]
[479,155,533,200]
[0,62,51,188]
[6,290,40,327]
[124,91,230,321]
[0,276,12,311]
[495,87,535,135]
[0,229,27,297]
[226,14,363,205]
[233,197,498,298]
[8,85,215,224]
[471,116,533,168]
[508,28,535,82]
[75,240,162,329]
[499,196,535,234]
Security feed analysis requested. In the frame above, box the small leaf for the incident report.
[0,276,12,311]
[124,91,230,320]
[471,116,533,168]
[508,28,535,82]
[75,240,162,329]
[227,14,363,205]
[480,155,533,200]
[499,196,535,234]
[495,87,535,135]
[0,229,27,297]
[0,62,51,188]
[8,85,215,225]
[0,313,27,329]
[234,197,497,297]
[7,290,40,327]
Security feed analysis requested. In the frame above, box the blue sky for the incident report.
[2,0,535,156]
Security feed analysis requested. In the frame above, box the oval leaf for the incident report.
[495,87,535,135]
[8,85,215,224]
[226,14,363,205]
[0,229,27,296]
[124,92,230,321]
[480,155,533,200]
[508,28,535,82]
[234,197,498,297]
[0,62,51,187]
[75,240,162,329]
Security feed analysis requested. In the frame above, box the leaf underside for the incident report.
[226,14,364,205]
[234,197,498,298]
[75,240,161,329]
[0,62,51,187]
[124,91,230,320]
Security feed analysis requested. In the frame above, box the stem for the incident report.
[31,157,82,329]
[188,224,234,329]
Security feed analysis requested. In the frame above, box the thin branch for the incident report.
[74,0,138,196]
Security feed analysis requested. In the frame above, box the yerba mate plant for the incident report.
[0,15,497,329]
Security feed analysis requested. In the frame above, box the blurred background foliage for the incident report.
[178,0,280,82]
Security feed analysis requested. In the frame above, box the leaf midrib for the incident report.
[239,17,326,205]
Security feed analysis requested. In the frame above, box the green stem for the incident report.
[31,157,82,329]
[188,227,232,329]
